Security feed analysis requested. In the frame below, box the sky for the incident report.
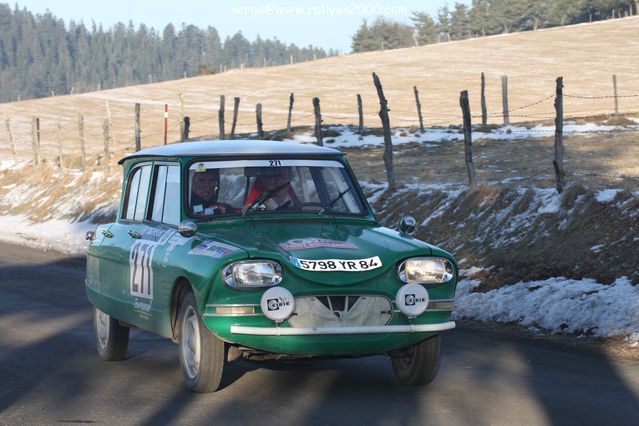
[12,0,470,53]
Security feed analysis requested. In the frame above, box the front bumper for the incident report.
[230,321,456,336]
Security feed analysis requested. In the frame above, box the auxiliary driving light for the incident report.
[260,287,295,322]
[395,284,429,317]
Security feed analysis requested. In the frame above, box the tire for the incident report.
[390,334,441,385]
[178,291,226,392]
[93,306,129,361]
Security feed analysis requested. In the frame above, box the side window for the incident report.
[122,164,152,221]
[150,164,180,225]
[150,166,168,221]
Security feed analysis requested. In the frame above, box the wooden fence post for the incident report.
[103,118,110,174]
[218,95,225,139]
[413,86,424,132]
[481,72,488,127]
[178,91,185,138]
[56,118,64,168]
[36,117,41,155]
[78,113,86,170]
[459,90,477,187]
[31,116,41,165]
[287,92,294,133]
[612,74,619,115]
[182,117,190,141]
[372,73,395,190]
[5,118,17,162]
[501,75,509,125]
[256,104,264,139]
[357,94,364,140]
[553,77,566,193]
[230,97,240,139]
[135,103,141,151]
[105,100,116,150]
[312,97,323,146]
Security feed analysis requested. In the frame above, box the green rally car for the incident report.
[85,140,457,392]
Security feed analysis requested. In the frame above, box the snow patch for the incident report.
[0,214,94,256]
[454,277,639,337]
[595,189,623,203]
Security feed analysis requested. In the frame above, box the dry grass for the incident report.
[344,126,639,190]
[1,17,639,166]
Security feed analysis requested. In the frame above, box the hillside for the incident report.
[1,17,639,164]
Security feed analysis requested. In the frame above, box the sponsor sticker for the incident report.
[188,240,239,258]
[280,238,357,251]
[290,256,382,272]
[161,232,191,267]
[133,299,152,319]
[195,162,207,172]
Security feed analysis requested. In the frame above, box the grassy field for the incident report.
[1,16,639,165]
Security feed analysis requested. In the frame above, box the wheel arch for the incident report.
[170,277,193,341]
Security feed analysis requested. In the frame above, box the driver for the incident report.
[191,169,233,216]
[244,167,299,210]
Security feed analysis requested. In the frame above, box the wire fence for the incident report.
[2,74,639,189]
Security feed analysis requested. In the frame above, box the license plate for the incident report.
[290,256,382,272]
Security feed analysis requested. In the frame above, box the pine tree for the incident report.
[0,5,335,102]
[450,2,472,40]
[411,12,437,45]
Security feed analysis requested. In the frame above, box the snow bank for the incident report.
[0,214,94,256]
[454,277,639,337]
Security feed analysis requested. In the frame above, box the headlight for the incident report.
[397,257,454,284]
[223,260,283,288]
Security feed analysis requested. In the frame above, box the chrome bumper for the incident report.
[230,321,456,336]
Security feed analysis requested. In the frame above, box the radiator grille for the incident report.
[288,295,392,328]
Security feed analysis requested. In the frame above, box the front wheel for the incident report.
[93,306,129,361]
[390,334,441,385]
[178,291,227,392]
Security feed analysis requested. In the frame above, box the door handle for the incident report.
[128,230,141,239]
[101,229,114,238]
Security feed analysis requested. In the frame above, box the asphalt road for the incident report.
[1,243,638,425]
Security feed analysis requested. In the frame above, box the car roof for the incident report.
[118,140,342,164]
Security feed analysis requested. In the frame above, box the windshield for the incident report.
[187,159,366,219]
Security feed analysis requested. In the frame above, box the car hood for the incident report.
[198,219,432,286]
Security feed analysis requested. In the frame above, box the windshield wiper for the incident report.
[242,181,291,216]
[319,187,352,215]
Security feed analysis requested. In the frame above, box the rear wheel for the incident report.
[390,334,441,385]
[178,291,226,392]
[93,306,129,361]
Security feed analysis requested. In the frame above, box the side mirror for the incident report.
[178,221,197,238]
[399,216,416,235]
